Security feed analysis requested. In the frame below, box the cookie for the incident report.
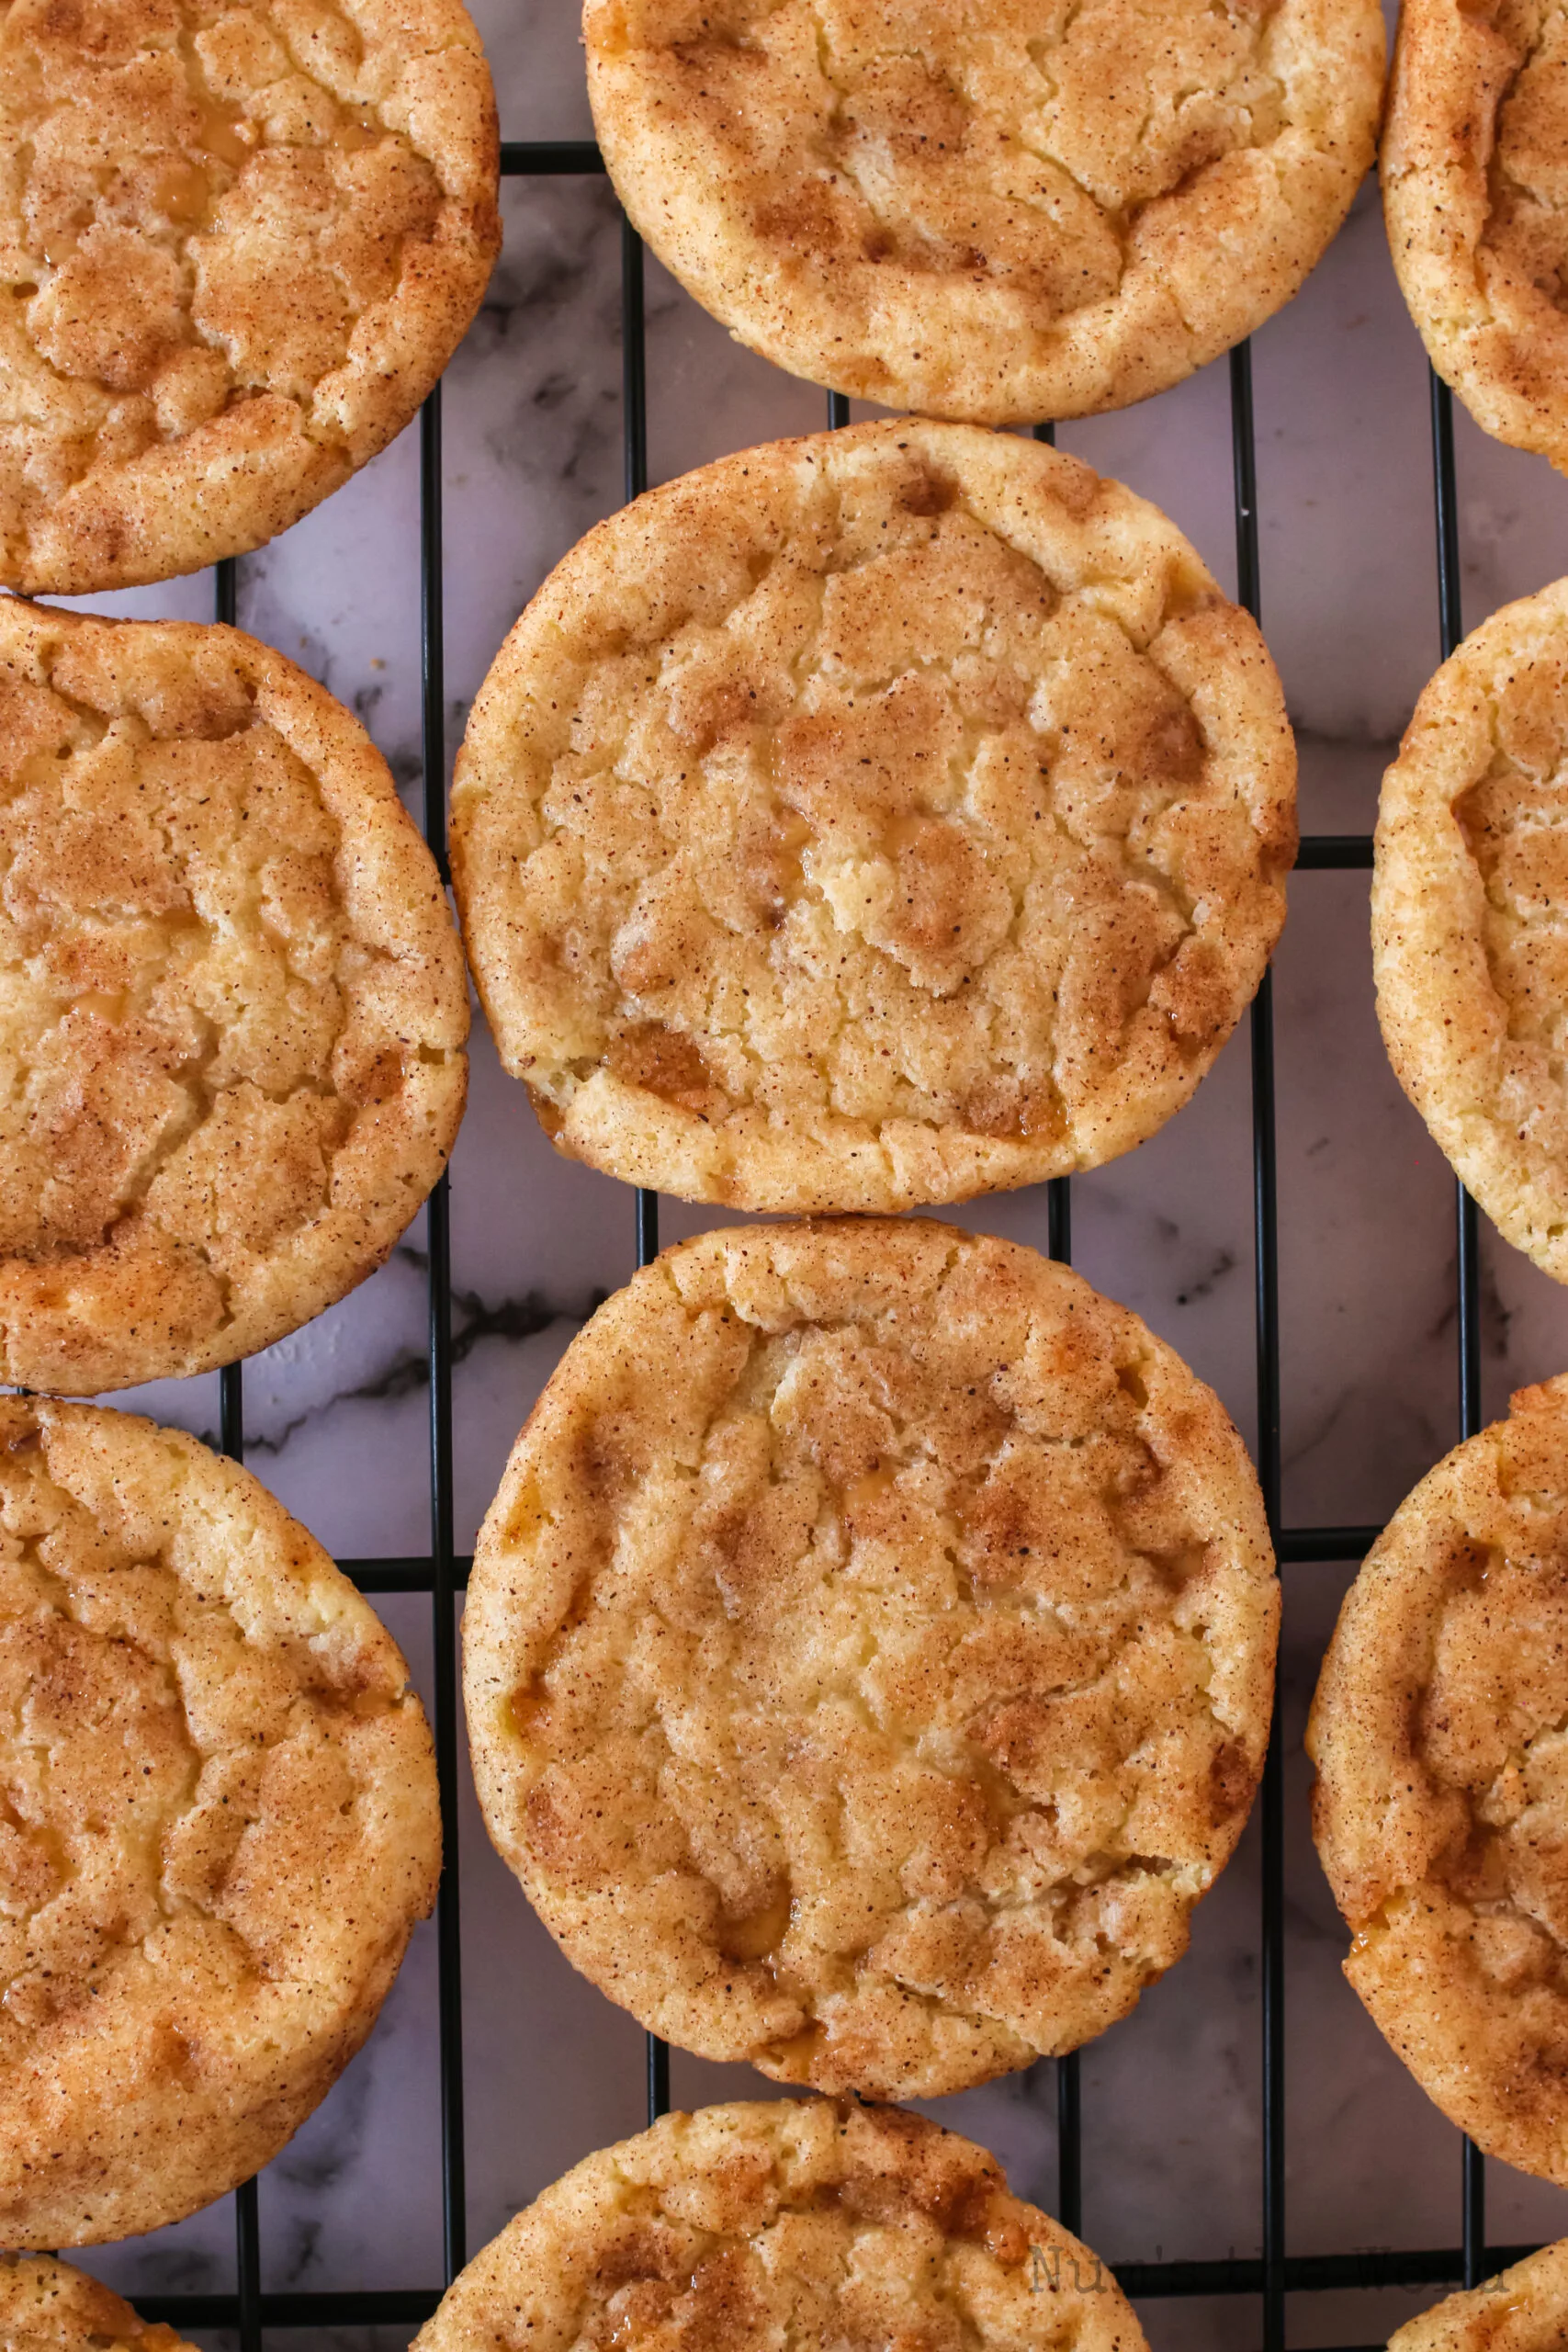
[1389,2243,1568,2352]
[0,598,467,1395]
[1384,0,1568,473]
[1373,577,1568,1286]
[454,419,1296,1214]
[1,2257,196,2352]
[0,1397,442,2247]
[1309,1374,1568,2185]
[0,0,500,594]
[465,1217,1279,2100]
[414,2098,1145,2352]
[585,0,1383,423]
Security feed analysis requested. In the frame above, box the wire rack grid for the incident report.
[118,134,1526,2352]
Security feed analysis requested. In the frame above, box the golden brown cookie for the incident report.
[1310,1374,1568,2186]
[0,0,500,594]
[1373,577,1568,1286]
[414,2098,1146,2352]
[1388,2243,1568,2352]
[0,2256,197,2352]
[1384,0,1568,473]
[0,1397,441,2247]
[465,1217,1279,2100]
[454,420,1296,1214]
[0,597,468,1395]
[585,0,1383,423]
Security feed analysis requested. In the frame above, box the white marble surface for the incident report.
[51,0,1568,2346]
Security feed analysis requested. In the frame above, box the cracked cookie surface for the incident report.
[1310,1376,1568,2184]
[415,2098,1146,2352]
[1384,0,1568,472]
[0,598,468,1395]
[0,0,500,594]
[0,1398,441,2246]
[1,2256,197,2352]
[585,0,1382,421]
[1389,2242,1568,2352]
[1374,577,1568,1286]
[454,420,1296,1215]
[464,1218,1278,2099]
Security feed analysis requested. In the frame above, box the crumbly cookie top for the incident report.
[0,1398,440,2246]
[1310,1376,1568,2182]
[0,599,467,1395]
[1374,576,1568,1287]
[0,2256,195,2352]
[1385,0,1568,472]
[465,1220,1278,2099]
[415,2099,1146,2352]
[455,422,1295,1215]
[586,0,1382,421]
[1390,2243,1568,2352]
[0,0,499,593]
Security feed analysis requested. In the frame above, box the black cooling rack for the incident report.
[126,137,1536,2352]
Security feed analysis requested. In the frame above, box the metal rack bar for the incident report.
[1048,1136,1079,2237]
[501,141,604,174]
[1295,835,1372,869]
[1231,342,1286,2352]
[1032,402,1085,2249]
[215,545,265,2352]
[325,1521,1385,1593]
[1273,1525,1381,1563]
[622,221,648,509]
[1247,447,1289,2352]
[218,1347,257,2352]
[421,381,468,2284]
[134,2230,1552,2331]
[1428,369,1487,2297]
[618,208,669,2135]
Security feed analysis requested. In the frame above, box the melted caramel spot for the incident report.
[332,107,380,150]
[608,1022,729,1118]
[716,1879,793,1962]
[193,94,256,169]
[154,157,215,229]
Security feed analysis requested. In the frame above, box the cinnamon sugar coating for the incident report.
[1,2256,199,2352]
[0,0,499,592]
[0,1400,440,2246]
[1385,0,1568,473]
[455,420,1295,1214]
[1312,1376,1568,2183]
[587,0,1382,420]
[1375,576,1568,1286]
[1389,2243,1568,2352]
[415,2099,1147,2352]
[464,1218,1278,2099]
[0,599,467,1395]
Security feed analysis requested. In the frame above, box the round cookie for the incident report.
[585,0,1383,424]
[0,1396,441,2247]
[1384,0,1568,474]
[1388,2243,1568,2352]
[1310,1374,1568,2185]
[0,0,500,594]
[0,597,468,1395]
[414,2098,1146,2352]
[465,1217,1279,2100]
[454,420,1296,1214]
[1,2257,197,2352]
[1374,577,1568,1286]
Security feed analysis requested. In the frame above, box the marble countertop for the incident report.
[61,0,1568,2346]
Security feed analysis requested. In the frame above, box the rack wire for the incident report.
[124,136,1530,2352]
